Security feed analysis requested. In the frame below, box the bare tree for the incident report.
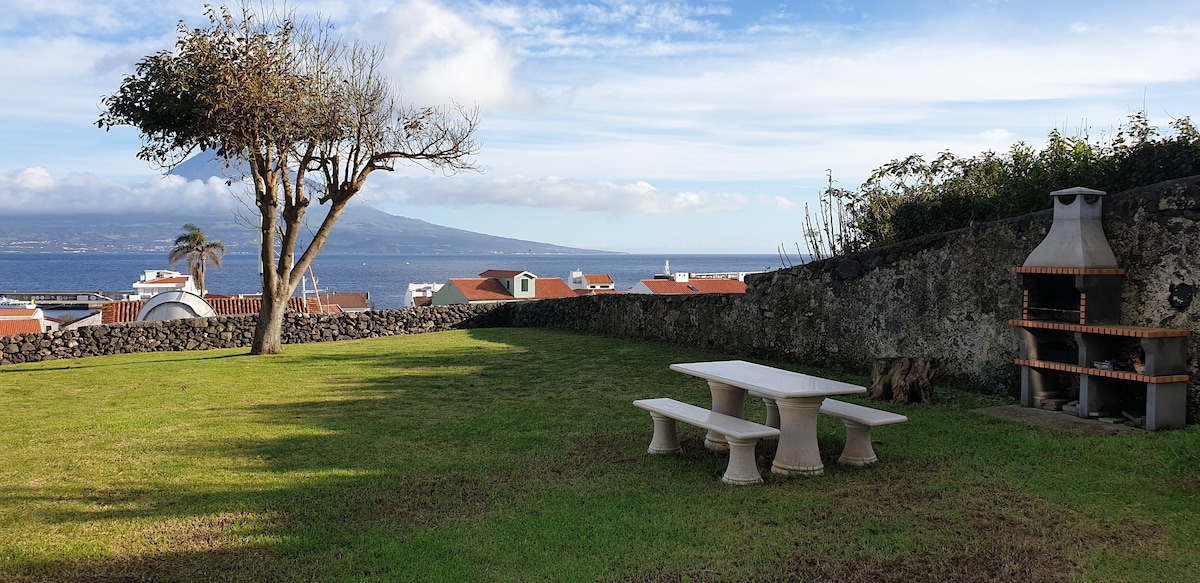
[99,2,480,354]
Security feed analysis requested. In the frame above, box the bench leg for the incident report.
[721,436,764,485]
[837,420,878,466]
[704,380,746,453]
[646,413,682,454]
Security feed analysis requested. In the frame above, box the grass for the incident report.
[0,328,1198,582]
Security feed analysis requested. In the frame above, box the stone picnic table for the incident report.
[669,360,867,476]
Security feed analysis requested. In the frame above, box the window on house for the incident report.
[521,279,529,292]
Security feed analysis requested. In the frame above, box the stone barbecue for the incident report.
[1009,187,1190,430]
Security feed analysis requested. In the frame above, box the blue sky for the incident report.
[2,1,1199,253]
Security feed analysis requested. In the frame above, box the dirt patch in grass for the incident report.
[771,464,1166,583]
[616,462,1167,583]
[1178,474,1200,492]
[31,547,278,583]
[348,474,502,530]
[4,515,278,583]
[564,429,647,468]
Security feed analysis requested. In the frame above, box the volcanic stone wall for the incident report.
[0,304,501,366]
[4,177,1198,421]
[498,176,1200,421]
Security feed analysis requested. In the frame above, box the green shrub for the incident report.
[839,111,1200,249]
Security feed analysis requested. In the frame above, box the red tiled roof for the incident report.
[449,278,516,302]
[638,278,747,295]
[413,296,433,307]
[318,292,371,310]
[143,277,190,285]
[448,277,577,302]
[208,297,310,316]
[532,277,579,299]
[479,269,527,278]
[585,274,614,284]
[102,301,142,324]
[102,296,313,324]
[0,319,42,336]
[0,309,38,318]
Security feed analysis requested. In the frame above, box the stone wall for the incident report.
[498,176,1200,421]
[0,304,501,366]
[5,177,1198,421]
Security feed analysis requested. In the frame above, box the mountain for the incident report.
[0,205,611,254]
[0,156,613,255]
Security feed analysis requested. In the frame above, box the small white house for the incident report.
[567,269,616,292]
[125,270,201,300]
[405,283,445,307]
[0,306,49,335]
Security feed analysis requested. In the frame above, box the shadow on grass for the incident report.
[3,329,1183,582]
[0,349,249,375]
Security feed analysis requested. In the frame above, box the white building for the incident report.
[0,306,50,335]
[404,283,445,307]
[125,270,201,300]
[567,269,617,292]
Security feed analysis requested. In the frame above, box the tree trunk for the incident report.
[869,357,935,404]
[251,293,289,355]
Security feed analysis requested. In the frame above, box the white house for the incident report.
[429,270,578,306]
[0,306,50,335]
[567,269,617,292]
[628,271,748,295]
[125,270,201,300]
[404,283,445,307]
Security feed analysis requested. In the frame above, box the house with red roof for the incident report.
[0,307,51,336]
[567,269,618,293]
[127,269,201,300]
[405,283,444,307]
[629,272,747,295]
[101,295,318,324]
[318,292,373,313]
[430,270,579,305]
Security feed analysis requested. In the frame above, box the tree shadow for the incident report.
[6,329,703,581]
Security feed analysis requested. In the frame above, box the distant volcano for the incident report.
[0,155,614,255]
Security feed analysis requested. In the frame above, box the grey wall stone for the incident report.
[0,304,502,366]
[496,176,1200,423]
[5,177,1197,423]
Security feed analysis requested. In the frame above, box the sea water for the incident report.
[0,252,783,310]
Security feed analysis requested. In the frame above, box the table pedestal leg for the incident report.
[771,397,824,476]
[761,397,779,428]
[705,380,745,453]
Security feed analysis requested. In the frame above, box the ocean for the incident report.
[0,252,783,311]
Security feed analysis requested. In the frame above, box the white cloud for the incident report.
[364,174,749,215]
[358,0,536,110]
[770,196,799,211]
[0,167,242,215]
[980,129,1016,144]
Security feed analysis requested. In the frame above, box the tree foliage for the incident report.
[99,1,479,354]
[838,111,1200,249]
[168,223,226,295]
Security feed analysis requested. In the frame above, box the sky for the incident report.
[2,0,1199,254]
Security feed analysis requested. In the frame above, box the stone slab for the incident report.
[973,405,1143,436]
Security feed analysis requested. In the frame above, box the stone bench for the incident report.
[633,398,780,485]
[818,398,908,466]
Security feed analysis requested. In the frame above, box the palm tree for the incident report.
[168,223,226,296]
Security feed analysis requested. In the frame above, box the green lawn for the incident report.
[1,328,1197,582]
